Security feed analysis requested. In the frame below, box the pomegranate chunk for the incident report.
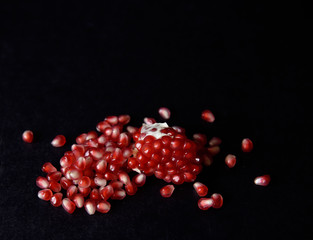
[201,109,215,123]
[198,198,214,210]
[62,198,76,214]
[160,185,175,198]
[254,175,271,186]
[193,182,208,197]
[242,138,253,152]
[22,130,33,143]
[51,135,66,147]
[225,154,236,168]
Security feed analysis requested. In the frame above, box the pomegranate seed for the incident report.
[133,174,146,187]
[126,126,138,135]
[144,117,156,125]
[73,193,85,208]
[78,186,91,197]
[160,185,175,198]
[254,175,271,186]
[62,198,76,214]
[22,130,33,143]
[201,109,215,123]
[106,116,118,125]
[100,185,114,200]
[74,157,87,170]
[60,177,72,190]
[125,182,137,195]
[38,189,53,201]
[158,107,171,120]
[198,198,214,210]
[36,176,49,189]
[211,193,223,208]
[68,168,83,180]
[110,180,124,189]
[86,131,98,140]
[193,182,208,197]
[47,171,62,182]
[225,154,236,168]
[84,199,96,215]
[118,114,131,125]
[95,160,107,174]
[209,137,222,146]
[207,146,220,156]
[76,133,87,144]
[97,201,111,213]
[111,126,121,139]
[67,185,78,199]
[50,193,63,207]
[90,189,101,201]
[96,121,111,133]
[51,135,66,147]
[94,177,107,187]
[111,189,126,200]
[42,162,57,174]
[242,138,253,152]
[117,133,130,148]
[193,133,207,146]
[104,172,118,181]
[49,181,61,192]
[118,171,130,185]
[172,126,185,134]
[78,176,91,188]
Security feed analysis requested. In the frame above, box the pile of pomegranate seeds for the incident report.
[33,109,269,214]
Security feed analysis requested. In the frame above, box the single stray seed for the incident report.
[198,198,214,210]
[254,175,271,186]
[22,130,33,143]
[201,109,215,123]
[242,138,253,152]
[160,185,175,198]
[225,154,236,168]
[193,182,208,197]
[51,135,66,147]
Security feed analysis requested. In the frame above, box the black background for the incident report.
[0,1,312,240]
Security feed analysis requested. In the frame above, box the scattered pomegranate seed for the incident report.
[158,107,171,120]
[105,116,118,125]
[211,193,223,208]
[73,194,85,208]
[42,162,57,174]
[201,109,215,123]
[60,177,72,190]
[22,130,33,143]
[160,185,175,198]
[225,154,236,168]
[254,175,271,186]
[50,193,63,207]
[242,138,253,152]
[49,181,61,192]
[38,189,53,201]
[111,189,126,200]
[67,185,78,199]
[198,198,214,210]
[193,182,208,197]
[100,185,114,200]
[62,198,76,214]
[144,117,156,125]
[118,171,131,185]
[51,135,66,147]
[36,176,49,189]
[133,173,146,187]
[97,201,111,213]
[78,176,91,188]
[84,199,96,215]
[207,146,220,156]
[208,137,222,146]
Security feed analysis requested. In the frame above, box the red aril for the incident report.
[160,185,175,198]
[211,193,223,208]
[209,137,222,146]
[38,189,53,201]
[97,201,111,213]
[78,186,91,197]
[125,182,137,195]
[62,198,76,214]
[50,193,63,207]
[201,109,215,123]
[90,189,101,201]
[47,171,62,182]
[193,182,208,197]
[133,173,146,187]
[242,138,253,152]
[225,154,236,168]
[51,135,66,147]
[111,189,126,200]
[22,130,33,143]
[49,181,61,192]
[158,107,171,120]
[254,175,271,186]
[100,185,114,200]
[198,198,214,210]
[36,176,49,189]
[84,199,96,215]
[73,193,85,208]
[42,162,57,174]
[60,177,72,190]
[94,177,107,187]
[67,185,78,199]
[78,176,91,188]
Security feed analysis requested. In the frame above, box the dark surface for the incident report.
[0,1,312,240]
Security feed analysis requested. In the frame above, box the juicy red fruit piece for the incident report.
[50,193,63,207]
[193,182,208,197]
[36,176,49,189]
[242,138,253,152]
[211,193,223,208]
[160,185,175,198]
[254,175,271,186]
[42,162,57,174]
[22,130,33,143]
[225,154,236,168]
[158,107,171,120]
[51,135,66,147]
[201,109,215,123]
[62,198,76,214]
[198,198,214,210]
[38,189,53,201]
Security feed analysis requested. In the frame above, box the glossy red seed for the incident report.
[38,189,53,201]
[160,185,175,198]
[85,199,96,215]
[225,154,236,168]
[68,169,83,180]
[42,162,57,174]
[126,126,138,135]
[198,198,214,210]
[110,180,124,189]
[22,130,33,143]
[183,172,197,182]
[117,133,130,148]
[209,137,222,146]
[96,121,111,133]
[111,126,121,139]
[36,176,49,189]
[90,189,101,201]
[158,107,171,120]
[76,133,87,144]
[74,157,87,170]
[118,172,130,185]
[78,186,91,197]
[254,175,271,186]
[193,182,208,197]
[144,117,156,125]
[125,182,137,195]
[67,185,78,199]
[50,193,63,207]
[97,201,111,213]
[49,181,61,192]
[62,198,76,214]
[201,109,215,123]
[207,146,220,156]
[242,138,253,152]
[106,116,118,125]
[60,156,73,168]
[60,177,72,190]
[47,171,62,182]
[104,172,118,181]
[86,131,98,140]
[51,135,66,147]
[95,160,107,174]
[78,176,91,188]
[211,193,223,208]
[90,148,104,160]
[133,174,146,187]
[100,185,114,200]
[118,114,131,125]
[94,177,107,187]
[111,189,126,200]
[73,193,84,208]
